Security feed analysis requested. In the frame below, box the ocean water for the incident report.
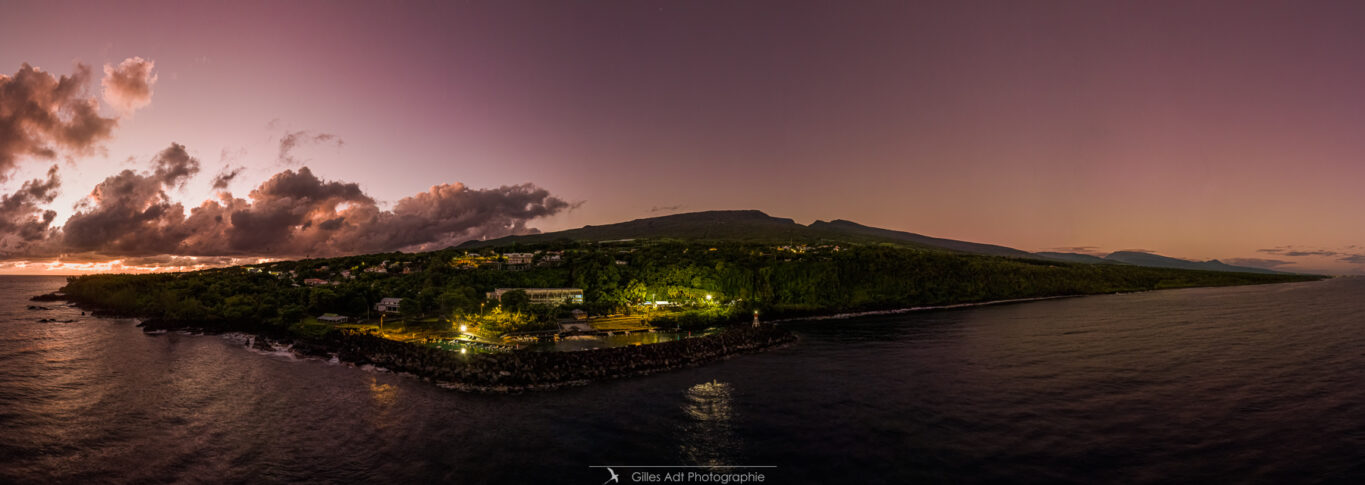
[2,275,1364,483]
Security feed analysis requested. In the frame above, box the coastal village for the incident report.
[245,245,783,354]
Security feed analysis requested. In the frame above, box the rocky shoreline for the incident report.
[33,291,797,393]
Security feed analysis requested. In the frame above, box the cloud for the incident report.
[0,63,118,179]
[1046,246,1105,255]
[150,143,200,188]
[60,165,194,256]
[14,147,569,260]
[101,57,157,113]
[1339,254,1365,264]
[1256,247,1342,257]
[0,165,60,254]
[1223,258,1294,269]
[211,165,245,190]
[1283,250,1338,257]
[650,204,683,213]
[278,130,343,165]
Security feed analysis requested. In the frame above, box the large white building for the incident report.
[486,288,584,306]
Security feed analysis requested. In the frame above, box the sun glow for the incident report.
[0,257,276,275]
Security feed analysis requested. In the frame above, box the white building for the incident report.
[485,288,584,306]
[375,297,404,313]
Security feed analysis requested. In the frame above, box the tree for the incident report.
[308,287,339,314]
[400,297,424,320]
[500,289,530,313]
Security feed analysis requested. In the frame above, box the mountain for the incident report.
[458,210,1029,256]
[1102,251,1286,274]
[806,219,1034,257]
[458,209,1290,275]
[1033,252,1121,265]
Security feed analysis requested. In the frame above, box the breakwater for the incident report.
[266,325,796,392]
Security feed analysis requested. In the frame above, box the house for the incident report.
[538,252,563,266]
[571,309,588,320]
[503,253,534,265]
[318,313,349,323]
[303,278,328,286]
[486,288,585,306]
[364,266,387,274]
[375,297,404,313]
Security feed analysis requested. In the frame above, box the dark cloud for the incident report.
[0,165,60,253]
[278,130,343,165]
[1283,250,1338,257]
[1046,246,1105,255]
[1339,254,1365,264]
[21,157,569,260]
[57,143,200,255]
[1223,258,1294,269]
[101,57,157,113]
[0,63,118,179]
[211,165,245,190]
[1258,247,1341,257]
[150,143,200,188]
[650,204,683,213]
[61,172,191,256]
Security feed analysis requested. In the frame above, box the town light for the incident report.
[706,294,712,301]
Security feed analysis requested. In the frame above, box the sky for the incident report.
[2,0,1364,274]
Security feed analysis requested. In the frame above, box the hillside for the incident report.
[459,210,1301,275]
[1034,252,1120,265]
[1102,251,1286,275]
[459,210,1019,255]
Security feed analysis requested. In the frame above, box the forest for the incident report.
[57,239,1324,333]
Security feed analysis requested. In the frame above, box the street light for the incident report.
[459,324,468,333]
[705,294,712,302]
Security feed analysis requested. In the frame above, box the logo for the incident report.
[602,467,620,484]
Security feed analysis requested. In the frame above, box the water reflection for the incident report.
[679,380,738,467]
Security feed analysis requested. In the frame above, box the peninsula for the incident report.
[44,211,1322,391]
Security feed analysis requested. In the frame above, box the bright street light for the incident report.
[459,324,468,332]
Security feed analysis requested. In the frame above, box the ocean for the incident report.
[2,275,1363,483]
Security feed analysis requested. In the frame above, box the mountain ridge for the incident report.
[459,210,1292,274]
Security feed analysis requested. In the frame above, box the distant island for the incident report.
[44,210,1323,391]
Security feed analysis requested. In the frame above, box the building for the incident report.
[318,313,349,323]
[303,278,328,286]
[503,253,534,265]
[375,297,404,313]
[486,288,584,306]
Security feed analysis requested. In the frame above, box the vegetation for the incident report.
[58,240,1323,335]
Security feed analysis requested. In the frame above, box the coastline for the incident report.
[32,291,796,393]
[29,277,1324,392]
[767,278,1329,324]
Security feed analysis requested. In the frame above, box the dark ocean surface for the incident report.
[2,275,1363,484]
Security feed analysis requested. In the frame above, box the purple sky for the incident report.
[3,0,1365,274]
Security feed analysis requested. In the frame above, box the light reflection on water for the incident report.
[679,380,738,467]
